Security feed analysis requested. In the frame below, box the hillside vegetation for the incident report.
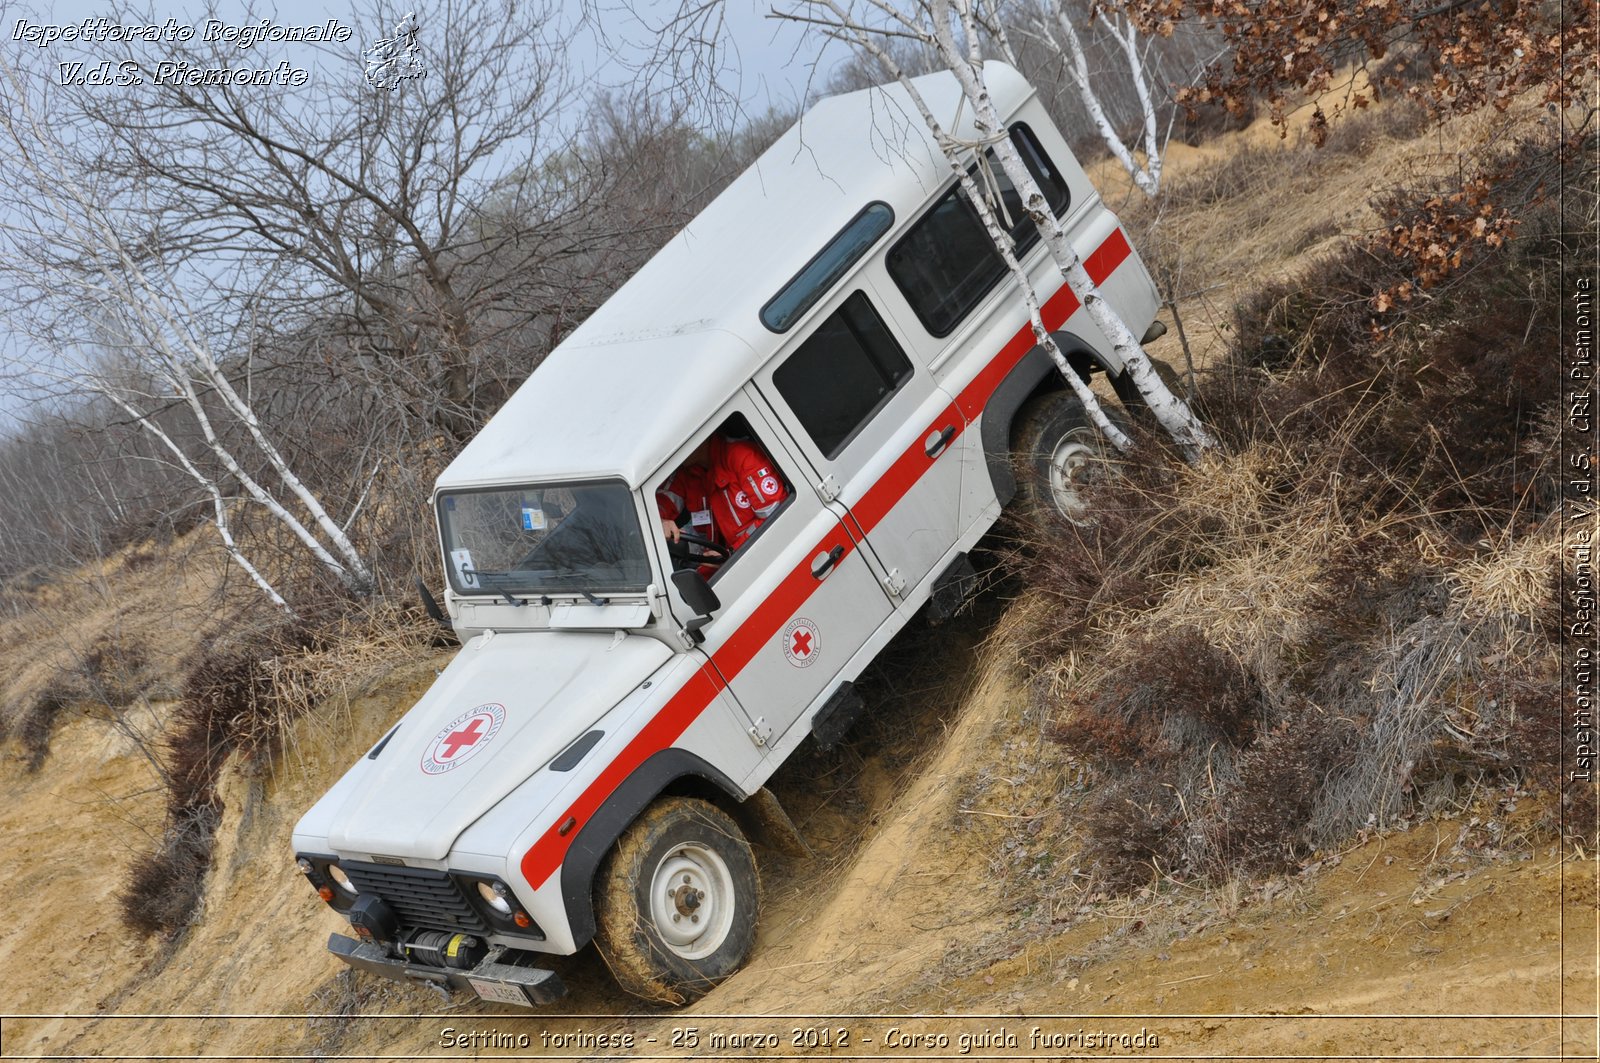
[0,87,1594,1059]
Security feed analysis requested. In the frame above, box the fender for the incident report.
[980,332,1119,504]
[557,748,745,948]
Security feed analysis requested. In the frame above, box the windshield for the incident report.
[437,480,651,596]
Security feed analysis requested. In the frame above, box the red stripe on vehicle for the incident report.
[521,228,1134,889]
[518,528,856,887]
[519,663,726,887]
[711,531,857,679]
[1083,227,1132,289]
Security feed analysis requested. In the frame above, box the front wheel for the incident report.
[1009,390,1123,525]
[593,796,759,1005]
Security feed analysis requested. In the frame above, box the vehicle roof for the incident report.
[438,62,1038,493]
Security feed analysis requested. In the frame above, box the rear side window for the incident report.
[773,291,912,459]
[887,124,1070,337]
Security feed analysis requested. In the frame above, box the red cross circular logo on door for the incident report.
[420,703,506,775]
[782,617,820,668]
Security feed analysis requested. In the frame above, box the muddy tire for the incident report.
[593,796,759,1005]
[1009,390,1123,525]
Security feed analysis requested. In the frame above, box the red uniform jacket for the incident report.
[656,436,787,551]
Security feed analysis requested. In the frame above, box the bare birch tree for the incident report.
[782,0,1217,457]
[0,58,372,608]
[1012,0,1172,196]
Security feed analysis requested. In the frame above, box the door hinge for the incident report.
[747,717,773,748]
[883,568,907,597]
[816,474,840,503]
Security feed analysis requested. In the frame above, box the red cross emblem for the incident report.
[421,704,506,775]
[782,618,820,668]
[439,717,486,760]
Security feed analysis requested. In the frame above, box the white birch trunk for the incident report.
[0,60,376,597]
[808,0,1133,452]
[1024,4,1164,197]
[936,0,1215,458]
[101,392,294,614]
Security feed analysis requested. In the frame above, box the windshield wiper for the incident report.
[580,590,610,607]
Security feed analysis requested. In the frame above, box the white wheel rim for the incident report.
[649,844,736,960]
[1045,430,1099,524]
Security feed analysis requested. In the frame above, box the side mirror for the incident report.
[670,569,720,630]
[414,575,451,629]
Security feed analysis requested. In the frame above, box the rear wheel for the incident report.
[1010,390,1123,525]
[593,796,759,1005]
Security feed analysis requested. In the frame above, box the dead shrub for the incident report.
[1371,49,1435,96]
[80,637,150,712]
[1027,142,1582,894]
[10,676,87,771]
[1202,145,1571,536]
[1208,706,1359,874]
[1054,627,1260,764]
[120,600,439,935]
[1079,776,1186,892]
[1174,96,1258,146]
[1316,99,1432,158]
[119,619,320,935]
[121,804,221,937]
[120,545,161,572]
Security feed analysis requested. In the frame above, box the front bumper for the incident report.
[328,933,566,1006]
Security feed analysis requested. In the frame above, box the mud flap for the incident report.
[735,786,813,858]
[927,553,978,624]
[326,933,566,1006]
[811,682,865,751]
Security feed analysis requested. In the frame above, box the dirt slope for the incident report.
[2,96,1594,1060]
[1,606,1592,1060]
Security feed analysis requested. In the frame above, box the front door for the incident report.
[653,399,893,748]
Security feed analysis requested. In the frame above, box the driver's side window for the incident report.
[655,413,791,584]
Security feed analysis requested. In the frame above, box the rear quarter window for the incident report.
[886,124,1070,338]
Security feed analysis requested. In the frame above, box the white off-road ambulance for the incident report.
[292,61,1166,1006]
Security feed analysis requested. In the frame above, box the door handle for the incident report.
[811,544,845,580]
[925,424,956,458]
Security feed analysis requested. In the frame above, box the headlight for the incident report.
[475,880,512,915]
[327,863,359,897]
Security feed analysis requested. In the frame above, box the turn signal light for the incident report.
[317,886,335,903]
[513,910,532,928]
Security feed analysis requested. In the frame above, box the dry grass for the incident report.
[1019,126,1587,893]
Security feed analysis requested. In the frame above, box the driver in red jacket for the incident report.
[658,433,788,562]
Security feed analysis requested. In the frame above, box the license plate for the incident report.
[468,977,532,1006]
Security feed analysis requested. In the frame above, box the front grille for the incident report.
[340,861,486,933]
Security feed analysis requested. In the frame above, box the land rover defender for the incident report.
[292,61,1166,1006]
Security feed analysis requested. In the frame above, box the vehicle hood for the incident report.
[324,629,671,860]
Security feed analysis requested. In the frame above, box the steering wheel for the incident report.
[668,528,729,568]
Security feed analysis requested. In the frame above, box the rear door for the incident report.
[753,279,966,607]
